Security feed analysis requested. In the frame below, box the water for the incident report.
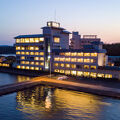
[0,73,120,120]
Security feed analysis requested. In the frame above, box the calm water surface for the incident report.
[0,73,120,120]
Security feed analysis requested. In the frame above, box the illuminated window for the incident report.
[65,58,70,62]
[40,62,44,66]
[65,70,70,75]
[71,71,76,76]
[97,73,104,78]
[39,37,44,42]
[71,58,76,62]
[24,38,29,43]
[71,52,77,56]
[84,53,90,56]
[90,72,97,78]
[30,52,34,55]
[35,38,39,43]
[65,52,70,56]
[91,66,96,69]
[91,59,95,63]
[105,74,112,78]
[71,64,76,69]
[30,62,34,65]
[84,59,90,63]
[21,47,25,50]
[54,57,59,61]
[25,61,29,64]
[17,65,21,69]
[54,63,59,67]
[77,52,83,56]
[16,51,20,55]
[34,57,39,60]
[26,66,29,69]
[54,37,60,43]
[30,46,34,50]
[77,58,83,62]
[84,72,90,77]
[21,38,24,43]
[40,52,44,55]
[60,58,65,62]
[30,38,34,43]
[77,71,83,76]
[60,53,65,56]
[91,53,97,57]
[21,61,25,64]
[16,39,21,43]
[35,52,39,55]
[35,62,39,65]
[54,69,59,72]
[35,67,39,70]
[60,63,64,67]
[60,69,64,73]
[16,46,20,50]
[65,64,70,68]
[35,47,39,50]
[40,57,44,61]
[21,56,25,60]
[26,52,29,55]
[30,67,34,70]
[84,65,89,69]
[21,52,25,55]
[21,66,25,69]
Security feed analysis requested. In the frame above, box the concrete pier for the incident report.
[0,76,120,98]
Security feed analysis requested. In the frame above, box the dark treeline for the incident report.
[103,43,120,56]
[0,46,15,54]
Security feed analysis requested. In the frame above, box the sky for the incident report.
[0,0,120,45]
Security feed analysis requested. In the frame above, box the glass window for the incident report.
[54,69,59,72]
[90,72,97,78]
[84,53,90,56]
[91,53,97,57]
[65,58,70,62]
[60,70,64,73]
[71,71,76,76]
[71,52,77,56]
[35,38,39,43]
[77,71,83,76]
[30,38,34,43]
[77,58,83,62]
[65,64,70,68]
[71,58,76,62]
[40,52,44,55]
[54,63,59,67]
[34,57,39,60]
[65,52,70,56]
[84,65,89,69]
[84,59,90,63]
[54,37,60,43]
[84,72,90,77]
[60,63,64,67]
[65,70,70,75]
[21,56,25,60]
[39,37,44,42]
[105,74,112,78]
[60,58,65,62]
[54,57,59,61]
[16,39,21,43]
[97,73,104,78]
[77,52,83,56]
[91,66,96,69]
[24,38,29,43]
[71,64,76,68]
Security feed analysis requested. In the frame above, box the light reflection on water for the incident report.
[0,74,120,120]
[15,86,120,120]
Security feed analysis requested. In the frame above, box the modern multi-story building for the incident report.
[14,21,120,79]
[70,32,101,49]
[15,21,70,71]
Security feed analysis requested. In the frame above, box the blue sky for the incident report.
[0,0,120,45]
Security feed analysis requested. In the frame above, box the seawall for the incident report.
[0,76,120,99]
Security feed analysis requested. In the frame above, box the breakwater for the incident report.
[0,76,120,99]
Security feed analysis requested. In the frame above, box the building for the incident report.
[70,32,101,49]
[14,21,120,79]
[15,21,70,71]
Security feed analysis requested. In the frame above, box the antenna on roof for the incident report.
[54,9,56,22]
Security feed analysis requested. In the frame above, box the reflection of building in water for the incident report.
[17,75,32,82]
[16,86,104,120]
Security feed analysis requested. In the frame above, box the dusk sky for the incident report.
[0,0,120,45]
